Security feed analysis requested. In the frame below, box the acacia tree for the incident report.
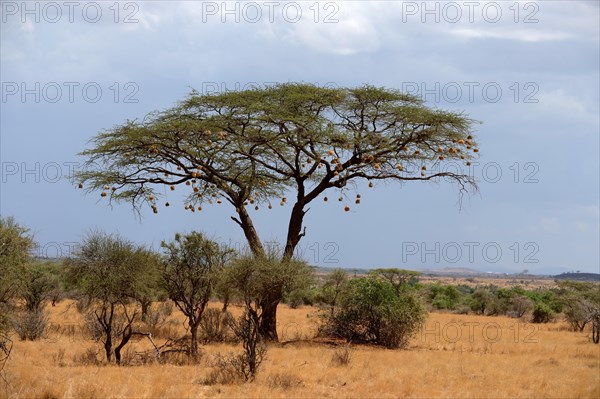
[557,281,600,332]
[369,268,421,294]
[68,231,160,364]
[76,84,479,340]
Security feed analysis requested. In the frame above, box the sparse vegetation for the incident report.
[3,300,599,398]
[1,217,598,397]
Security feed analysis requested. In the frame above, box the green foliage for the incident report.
[68,231,161,363]
[524,289,562,313]
[316,268,349,314]
[369,268,421,294]
[0,216,34,304]
[68,231,159,303]
[532,302,555,323]
[322,277,426,348]
[161,232,233,312]
[508,295,533,318]
[284,286,318,308]
[223,251,314,309]
[76,84,478,215]
[556,280,600,331]
[220,252,310,379]
[161,231,233,356]
[469,288,494,315]
[21,261,62,312]
[428,283,462,310]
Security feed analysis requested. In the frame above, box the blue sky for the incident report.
[1,1,598,274]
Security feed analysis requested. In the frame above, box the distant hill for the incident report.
[553,272,600,282]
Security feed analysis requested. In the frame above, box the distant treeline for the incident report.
[554,273,600,282]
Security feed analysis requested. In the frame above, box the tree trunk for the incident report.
[237,206,265,257]
[222,296,229,312]
[114,327,133,366]
[141,300,150,323]
[190,319,199,358]
[258,289,281,341]
[259,202,306,341]
[100,303,115,363]
[104,335,112,362]
[283,202,306,261]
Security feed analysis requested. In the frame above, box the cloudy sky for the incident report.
[1,1,598,274]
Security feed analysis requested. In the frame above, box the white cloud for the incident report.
[525,217,561,234]
[539,217,560,233]
[449,28,572,42]
[20,20,35,33]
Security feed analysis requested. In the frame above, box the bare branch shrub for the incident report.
[13,310,48,341]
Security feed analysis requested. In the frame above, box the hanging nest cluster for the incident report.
[90,132,479,217]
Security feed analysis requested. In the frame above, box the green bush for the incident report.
[532,302,554,323]
[429,284,462,310]
[321,277,426,348]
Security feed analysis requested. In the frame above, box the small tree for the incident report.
[21,261,61,312]
[223,252,313,380]
[161,232,233,358]
[68,231,158,364]
[470,288,494,315]
[369,268,421,294]
[0,216,34,304]
[509,295,533,318]
[317,268,349,316]
[557,280,600,332]
[129,251,164,322]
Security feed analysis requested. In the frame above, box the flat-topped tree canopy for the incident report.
[76,83,479,340]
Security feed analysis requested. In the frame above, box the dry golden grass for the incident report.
[417,275,558,289]
[1,300,599,399]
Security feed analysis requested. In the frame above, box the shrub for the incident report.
[52,348,67,367]
[0,305,10,335]
[144,301,173,328]
[508,295,533,318]
[532,302,554,323]
[13,310,48,341]
[226,310,267,381]
[200,308,234,344]
[285,287,317,309]
[202,354,241,385]
[330,345,353,366]
[202,346,267,385]
[469,288,494,315]
[73,347,101,366]
[267,372,304,389]
[321,277,426,348]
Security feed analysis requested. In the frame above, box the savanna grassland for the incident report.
[2,299,599,399]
